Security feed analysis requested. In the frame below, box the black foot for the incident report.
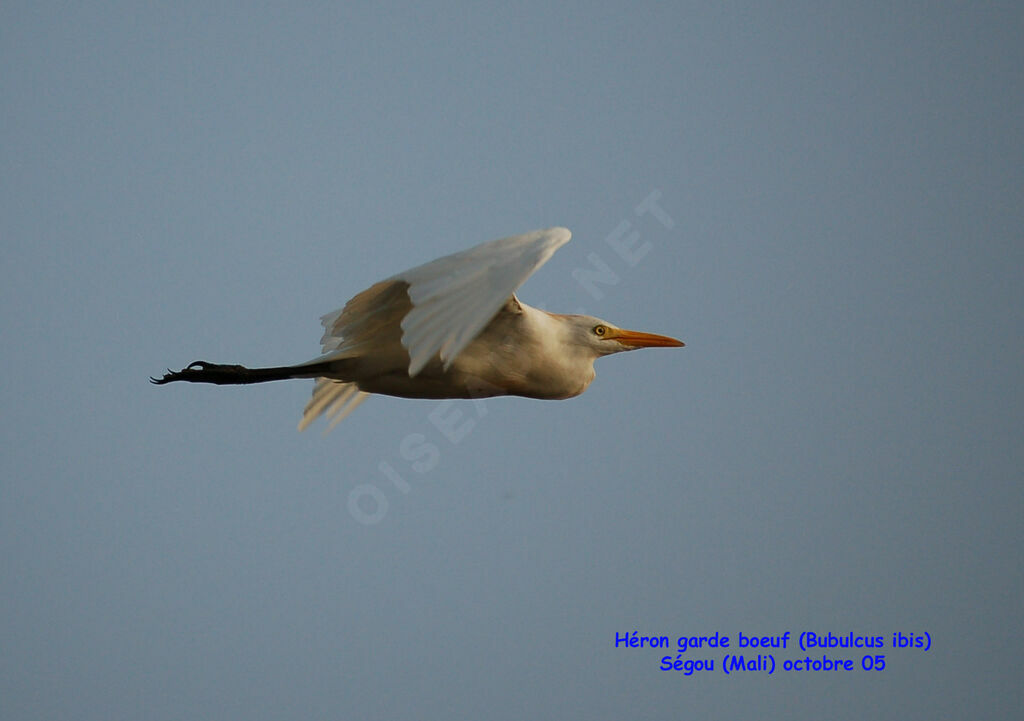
[150,360,246,385]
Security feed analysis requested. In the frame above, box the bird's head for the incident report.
[557,314,685,359]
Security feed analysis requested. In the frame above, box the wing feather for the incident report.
[318,279,410,357]
[298,378,368,432]
[398,227,570,375]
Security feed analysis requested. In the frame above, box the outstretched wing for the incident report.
[305,227,571,431]
[396,227,571,375]
[319,227,571,376]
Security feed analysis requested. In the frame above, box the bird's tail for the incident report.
[150,359,339,386]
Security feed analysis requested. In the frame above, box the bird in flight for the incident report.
[152,228,684,432]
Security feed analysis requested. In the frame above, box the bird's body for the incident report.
[316,290,596,401]
[153,228,683,431]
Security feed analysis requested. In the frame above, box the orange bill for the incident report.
[607,328,685,348]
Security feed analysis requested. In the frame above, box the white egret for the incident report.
[152,228,684,431]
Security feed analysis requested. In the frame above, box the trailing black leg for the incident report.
[150,360,333,386]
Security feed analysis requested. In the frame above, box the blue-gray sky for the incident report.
[2,2,1021,719]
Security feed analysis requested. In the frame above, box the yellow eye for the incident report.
[593,325,607,337]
